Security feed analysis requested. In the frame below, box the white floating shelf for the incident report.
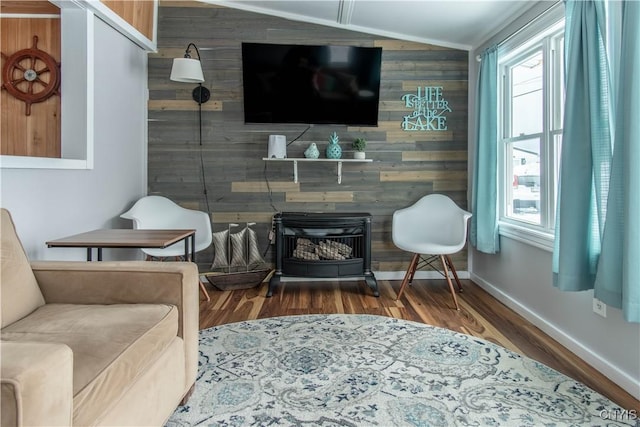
[262,157,373,184]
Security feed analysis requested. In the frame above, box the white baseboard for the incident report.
[374,270,470,280]
[470,272,640,401]
[278,270,470,282]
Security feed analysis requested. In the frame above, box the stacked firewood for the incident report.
[292,238,320,260]
[292,238,353,260]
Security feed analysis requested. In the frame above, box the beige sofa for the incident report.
[0,208,199,426]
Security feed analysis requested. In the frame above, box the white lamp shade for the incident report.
[170,57,204,83]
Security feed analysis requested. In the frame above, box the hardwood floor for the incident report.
[198,276,639,411]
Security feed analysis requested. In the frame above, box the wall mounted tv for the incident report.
[241,42,382,126]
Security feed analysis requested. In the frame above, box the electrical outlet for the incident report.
[593,298,607,318]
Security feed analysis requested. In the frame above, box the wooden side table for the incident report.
[47,229,196,261]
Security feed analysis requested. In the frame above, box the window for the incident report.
[498,11,564,247]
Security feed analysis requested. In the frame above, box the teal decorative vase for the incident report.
[326,132,342,159]
[304,143,319,159]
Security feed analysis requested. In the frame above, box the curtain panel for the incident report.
[594,1,640,323]
[554,0,639,322]
[470,46,500,254]
[553,0,612,291]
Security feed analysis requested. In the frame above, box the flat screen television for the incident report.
[241,42,382,126]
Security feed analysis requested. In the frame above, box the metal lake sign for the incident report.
[401,86,452,131]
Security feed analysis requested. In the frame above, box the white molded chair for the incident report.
[392,194,472,310]
[121,195,212,300]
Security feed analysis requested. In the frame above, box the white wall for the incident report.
[0,17,147,262]
[468,2,640,399]
[470,243,640,399]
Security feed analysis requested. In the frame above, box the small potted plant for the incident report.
[352,137,367,159]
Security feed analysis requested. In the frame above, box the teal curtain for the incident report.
[470,46,500,254]
[594,1,640,323]
[553,0,612,291]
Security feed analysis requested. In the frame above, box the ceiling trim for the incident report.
[337,0,355,25]
[201,0,473,50]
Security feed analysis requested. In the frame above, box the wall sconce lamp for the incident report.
[170,43,210,105]
[169,42,211,212]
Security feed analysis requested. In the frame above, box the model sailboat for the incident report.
[204,222,272,290]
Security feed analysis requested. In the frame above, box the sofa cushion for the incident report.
[1,341,74,427]
[1,302,178,425]
[0,209,45,328]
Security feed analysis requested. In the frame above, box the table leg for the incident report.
[87,248,92,261]
[97,248,103,261]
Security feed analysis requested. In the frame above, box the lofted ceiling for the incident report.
[205,0,539,51]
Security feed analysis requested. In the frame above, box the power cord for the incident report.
[264,161,279,213]
[287,124,312,146]
[197,93,211,214]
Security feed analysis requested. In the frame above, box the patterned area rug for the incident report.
[167,314,633,426]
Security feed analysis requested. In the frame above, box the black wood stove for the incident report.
[268,212,378,297]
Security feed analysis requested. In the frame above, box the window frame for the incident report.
[497,13,565,252]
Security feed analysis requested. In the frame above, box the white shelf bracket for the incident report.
[293,160,298,183]
[262,157,371,184]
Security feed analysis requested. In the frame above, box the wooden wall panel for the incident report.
[149,3,469,272]
[1,16,61,157]
[0,1,59,14]
[101,0,155,41]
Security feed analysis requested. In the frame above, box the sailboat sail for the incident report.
[211,223,266,272]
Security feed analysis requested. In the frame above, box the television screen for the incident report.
[241,43,382,126]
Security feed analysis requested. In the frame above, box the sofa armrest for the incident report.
[1,341,73,427]
[30,261,199,389]
[31,260,197,307]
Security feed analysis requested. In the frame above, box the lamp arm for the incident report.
[184,42,202,61]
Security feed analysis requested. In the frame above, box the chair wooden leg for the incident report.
[445,255,463,292]
[440,255,460,310]
[408,255,419,284]
[396,253,420,301]
[199,280,210,301]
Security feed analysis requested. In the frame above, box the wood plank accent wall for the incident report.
[1,9,61,157]
[149,1,469,273]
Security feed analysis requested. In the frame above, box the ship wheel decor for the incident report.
[1,35,61,116]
